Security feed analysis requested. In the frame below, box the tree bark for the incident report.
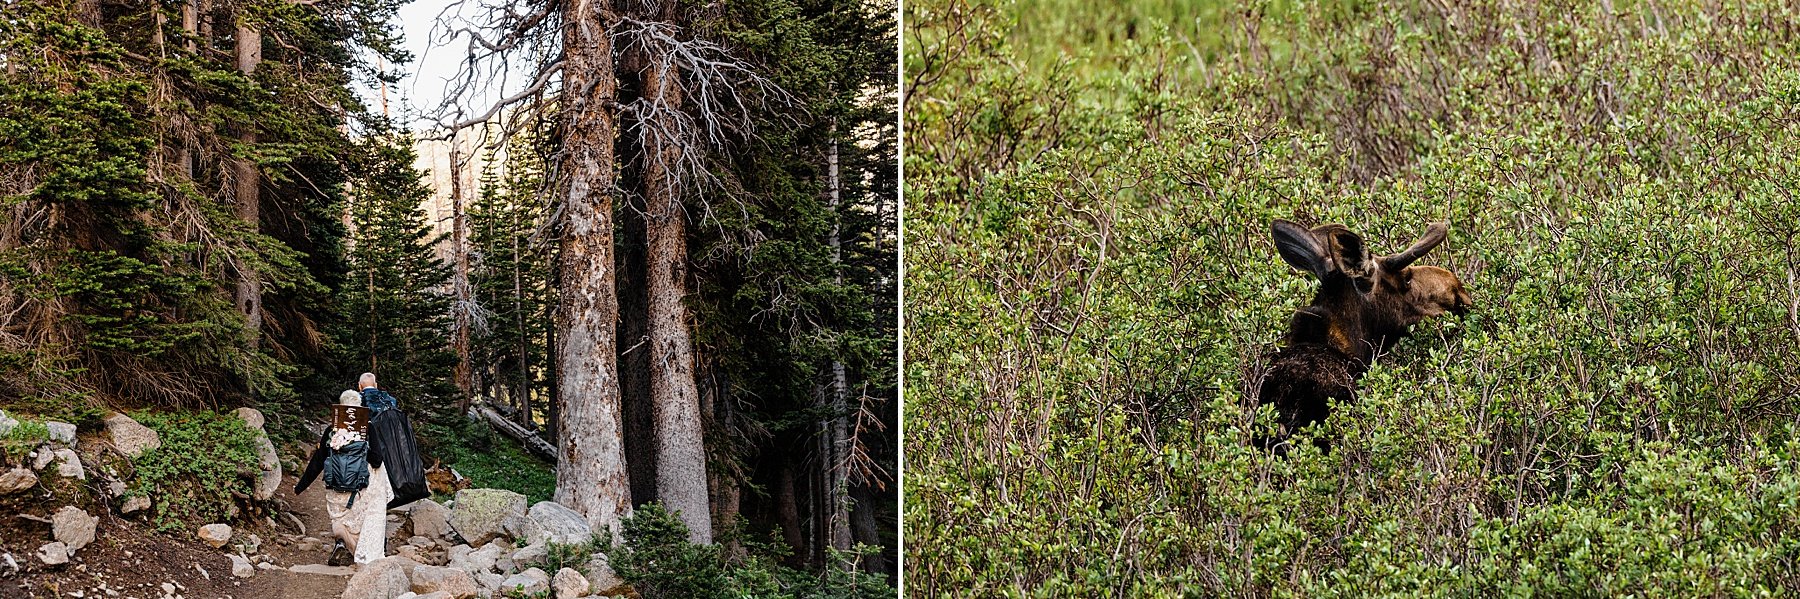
[552,0,632,537]
[234,20,262,348]
[451,138,475,403]
[823,122,853,556]
[642,41,712,545]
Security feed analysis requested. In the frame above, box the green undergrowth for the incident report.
[129,410,260,532]
[594,503,893,599]
[907,0,1800,595]
[420,419,556,503]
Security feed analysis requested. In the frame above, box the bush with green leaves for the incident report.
[599,503,894,599]
[128,411,261,531]
[906,0,1800,595]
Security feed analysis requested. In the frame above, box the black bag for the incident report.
[323,440,370,508]
[372,407,429,509]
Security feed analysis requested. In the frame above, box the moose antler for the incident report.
[1380,222,1449,270]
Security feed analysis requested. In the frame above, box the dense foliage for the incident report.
[598,503,893,599]
[129,410,262,531]
[905,0,1800,595]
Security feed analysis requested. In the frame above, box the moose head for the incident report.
[1256,219,1471,448]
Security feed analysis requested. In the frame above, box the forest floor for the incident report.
[2,473,356,599]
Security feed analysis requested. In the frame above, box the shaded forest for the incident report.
[0,0,896,591]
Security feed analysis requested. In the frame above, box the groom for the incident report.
[358,372,398,414]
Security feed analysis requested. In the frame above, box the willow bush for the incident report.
[905,0,1800,595]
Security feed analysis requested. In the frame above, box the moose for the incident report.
[1255,219,1472,449]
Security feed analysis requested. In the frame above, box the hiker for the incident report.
[360,372,397,412]
[295,389,395,565]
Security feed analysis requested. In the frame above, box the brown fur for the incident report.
[1257,220,1470,449]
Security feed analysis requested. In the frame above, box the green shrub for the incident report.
[1,418,48,462]
[129,410,260,531]
[906,0,1800,595]
[601,504,896,599]
[419,419,556,503]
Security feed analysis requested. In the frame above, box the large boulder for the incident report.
[52,506,97,552]
[0,468,36,495]
[448,488,527,546]
[197,523,233,548]
[233,407,265,431]
[410,498,454,540]
[499,567,550,595]
[44,422,75,445]
[254,468,283,502]
[103,413,161,458]
[341,556,412,599]
[409,564,479,599]
[552,567,590,599]
[519,501,593,546]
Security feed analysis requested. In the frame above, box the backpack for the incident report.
[323,440,371,508]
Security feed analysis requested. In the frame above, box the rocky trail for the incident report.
[0,410,630,599]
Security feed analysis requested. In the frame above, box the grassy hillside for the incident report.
[904,0,1800,595]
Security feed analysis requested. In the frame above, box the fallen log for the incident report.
[470,403,558,463]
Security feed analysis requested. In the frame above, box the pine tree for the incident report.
[336,133,459,418]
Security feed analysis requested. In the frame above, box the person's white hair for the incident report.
[338,390,362,406]
[359,372,377,390]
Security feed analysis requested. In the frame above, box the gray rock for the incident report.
[520,501,593,546]
[289,563,356,576]
[0,410,15,436]
[410,498,454,540]
[0,468,37,494]
[499,567,550,595]
[476,572,505,591]
[466,542,506,573]
[412,592,454,599]
[30,447,53,470]
[552,567,590,599]
[254,467,283,501]
[449,488,527,547]
[509,542,547,571]
[586,553,627,595]
[104,413,161,458]
[44,421,75,444]
[409,564,479,599]
[341,556,412,599]
[51,448,84,480]
[197,523,232,548]
[252,433,279,472]
[234,407,265,431]
[445,544,474,571]
[52,506,98,552]
[35,542,67,565]
[121,495,151,515]
[106,479,127,498]
[229,554,255,578]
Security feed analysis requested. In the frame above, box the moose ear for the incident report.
[1272,219,1329,279]
[1323,227,1373,280]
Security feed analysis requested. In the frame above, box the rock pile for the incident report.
[334,489,630,599]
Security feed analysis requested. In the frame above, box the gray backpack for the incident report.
[323,440,370,507]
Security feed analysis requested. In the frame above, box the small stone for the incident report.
[476,572,504,591]
[409,564,479,598]
[228,554,254,578]
[30,447,53,470]
[121,495,151,515]
[53,506,98,552]
[103,413,161,458]
[0,410,15,436]
[45,421,76,444]
[36,542,68,565]
[52,448,85,480]
[409,499,454,540]
[586,553,626,595]
[413,592,454,599]
[289,563,355,576]
[197,524,232,548]
[0,468,38,494]
[509,542,547,571]
[340,557,411,599]
[106,479,126,498]
[499,567,550,595]
[466,542,506,573]
[552,567,590,599]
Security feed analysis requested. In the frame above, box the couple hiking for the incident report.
[293,372,428,566]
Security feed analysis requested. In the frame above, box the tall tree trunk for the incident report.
[234,20,262,348]
[776,460,805,565]
[642,34,712,545]
[451,139,475,403]
[823,122,853,556]
[513,199,532,428]
[552,0,631,537]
